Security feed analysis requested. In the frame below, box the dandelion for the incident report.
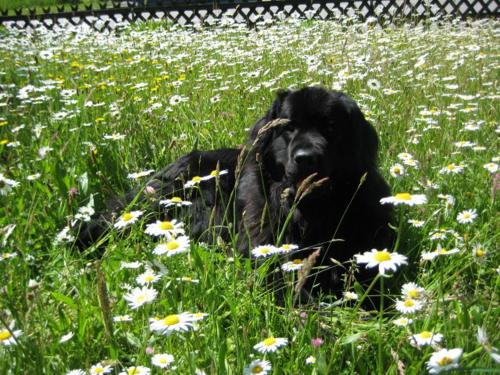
[160,196,192,208]
[251,245,278,258]
[153,235,190,256]
[389,163,406,178]
[393,317,413,327]
[243,359,272,375]
[421,244,460,261]
[395,298,423,314]
[401,282,426,300]
[281,259,304,272]
[151,353,175,369]
[118,366,150,375]
[149,313,195,336]
[456,209,477,224]
[144,219,184,238]
[410,331,444,347]
[136,269,161,285]
[355,248,408,276]
[114,210,143,229]
[0,325,22,346]
[123,286,157,309]
[253,337,288,353]
[426,348,463,374]
[380,193,427,206]
[89,363,113,375]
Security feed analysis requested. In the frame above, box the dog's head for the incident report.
[249,87,380,186]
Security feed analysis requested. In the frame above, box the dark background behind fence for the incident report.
[0,0,498,31]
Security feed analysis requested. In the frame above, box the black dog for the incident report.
[78,87,393,298]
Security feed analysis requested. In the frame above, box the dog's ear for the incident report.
[249,90,291,141]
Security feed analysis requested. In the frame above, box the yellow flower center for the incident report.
[408,289,419,298]
[293,259,303,265]
[128,368,139,375]
[94,367,104,374]
[395,193,412,201]
[171,196,182,203]
[438,248,448,254]
[163,314,180,326]
[446,164,455,170]
[191,176,202,183]
[438,356,453,366]
[394,167,401,173]
[263,337,277,346]
[251,365,263,373]
[136,295,146,303]
[160,221,174,230]
[159,358,167,364]
[210,170,218,176]
[374,250,392,262]
[144,275,155,282]
[404,299,415,307]
[181,276,192,281]
[260,247,271,254]
[122,213,134,221]
[0,330,12,341]
[475,248,485,257]
[167,241,180,251]
[420,331,433,339]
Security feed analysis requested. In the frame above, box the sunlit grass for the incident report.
[0,17,498,374]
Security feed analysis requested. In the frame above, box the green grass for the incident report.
[0,17,499,374]
[0,1,110,14]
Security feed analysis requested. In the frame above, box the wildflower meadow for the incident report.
[0,15,499,374]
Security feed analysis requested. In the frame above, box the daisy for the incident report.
[305,356,317,365]
[113,315,133,322]
[153,235,190,256]
[175,276,200,283]
[89,363,113,375]
[439,163,464,174]
[275,243,299,254]
[426,348,463,374]
[401,282,426,300]
[114,210,143,229]
[118,366,150,375]
[251,245,278,258]
[343,291,359,301]
[393,317,413,327]
[281,259,304,272]
[472,243,487,258]
[354,248,408,276]
[253,337,288,353]
[456,209,477,224]
[483,162,498,173]
[421,244,460,261]
[127,170,155,179]
[408,219,425,228]
[395,298,423,314]
[150,313,195,336]
[188,312,209,322]
[389,163,406,178]
[0,325,22,346]
[144,219,184,238]
[66,370,86,375]
[160,196,192,208]
[59,331,74,343]
[243,359,272,375]
[0,173,20,195]
[123,286,157,309]
[136,269,161,285]
[410,331,444,347]
[0,252,17,262]
[203,169,229,180]
[184,176,203,188]
[367,78,381,90]
[120,261,142,269]
[151,353,175,369]
[380,193,427,206]
[169,95,188,106]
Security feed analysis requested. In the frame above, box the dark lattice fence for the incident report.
[0,0,498,31]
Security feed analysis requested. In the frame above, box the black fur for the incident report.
[78,87,394,297]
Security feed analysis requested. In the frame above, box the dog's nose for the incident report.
[294,149,318,167]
